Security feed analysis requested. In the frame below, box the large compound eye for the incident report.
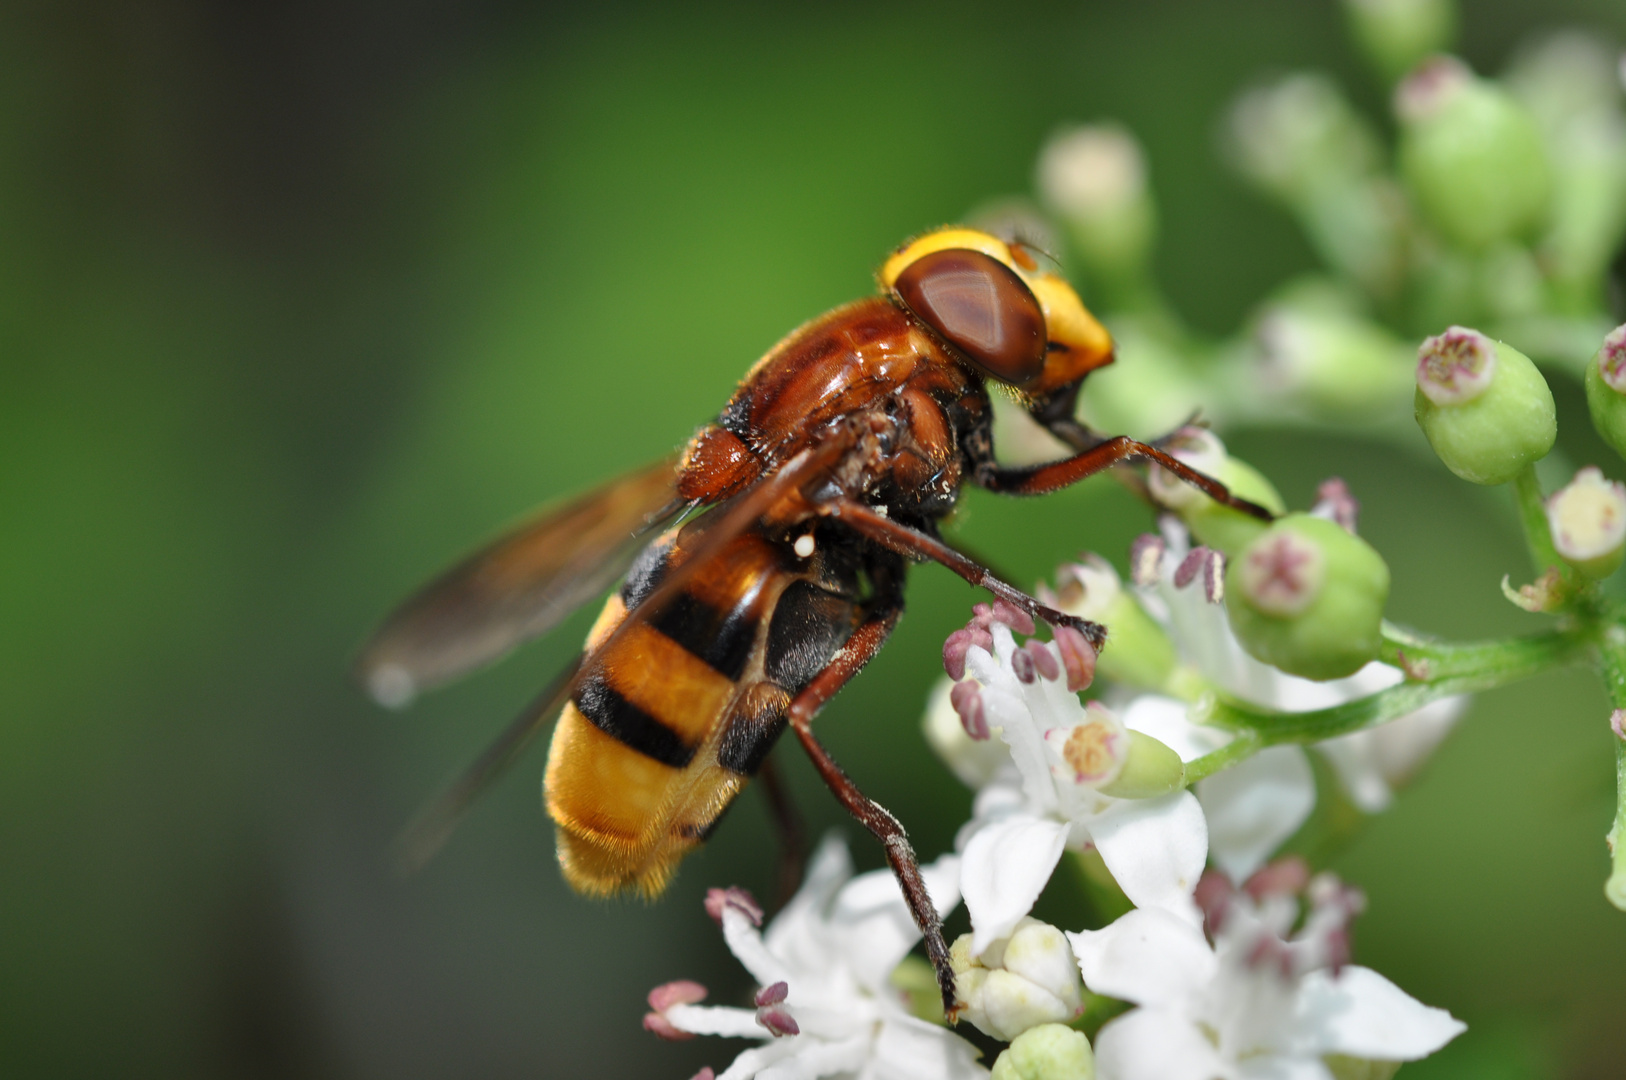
[892,248,1047,387]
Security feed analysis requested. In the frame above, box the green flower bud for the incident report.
[889,955,949,1025]
[1051,556,1177,690]
[1585,325,1626,459]
[1545,467,1626,579]
[1226,514,1390,680]
[1147,428,1288,556]
[953,920,1084,1042]
[991,1024,1095,1080]
[1226,74,1381,207]
[1076,318,1206,439]
[1413,326,1555,485]
[1096,730,1185,799]
[1253,302,1414,418]
[1341,0,1457,84]
[1396,57,1553,251]
[1037,125,1157,297]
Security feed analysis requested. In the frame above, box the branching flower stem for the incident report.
[1181,625,1592,785]
[1593,627,1626,907]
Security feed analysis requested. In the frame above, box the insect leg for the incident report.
[819,500,1106,647]
[780,603,961,1018]
[756,752,807,909]
[972,433,1274,520]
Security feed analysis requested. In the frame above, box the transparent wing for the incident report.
[356,456,685,707]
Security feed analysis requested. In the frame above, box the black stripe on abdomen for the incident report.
[574,675,695,768]
[650,591,756,681]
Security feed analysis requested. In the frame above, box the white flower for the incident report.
[949,617,1208,954]
[1110,524,1467,880]
[1070,870,1465,1080]
[649,836,986,1080]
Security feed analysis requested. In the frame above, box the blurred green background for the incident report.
[5,1,1626,1076]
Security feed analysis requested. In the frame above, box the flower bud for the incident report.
[1341,0,1457,84]
[1095,730,1185,799]
[1226,74,1381,207]
[889,955,949,1025]
[1037,125,1157,293]
[1585,325,1626,460]
[990,1024,1096,1080]
[952,919,1084,1042]
[1253,301,1415,418]
[1050,557,1177,690]
[1226,514,1390,680]
[1396,57,1553,251]
[1545,467,1626,579]
[1148,428,1287,556]
[1413,326,1555,485]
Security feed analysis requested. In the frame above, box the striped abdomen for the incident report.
[543,524,859,897]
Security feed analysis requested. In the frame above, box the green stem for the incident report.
[1593,628,1626,910]
[1512,465,1563,576]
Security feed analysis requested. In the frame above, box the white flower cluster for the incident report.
[641,525,1468,1080]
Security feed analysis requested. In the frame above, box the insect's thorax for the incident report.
[677,297,990,524]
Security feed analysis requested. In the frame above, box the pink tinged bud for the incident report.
[1600,325,1626,393]
[754,981,789,1007]
[1612,709,1626,740]
[1195,870,1235,939]
[992,598,1036,634]
[1417,326,1497,406]
[1243,856,1311,901]
[1051,624,1097,692]
[950,680,989,740]
[756,1005,800,1038]
[1394,54,1472,123]
[704,887,763,927]
[644,980,708,1041]
[1024,639,1060,681]
[1314,477,1360,534]
[1129,533,1166,586]
[1238,530,1326,616]
[1011,647,1036,684]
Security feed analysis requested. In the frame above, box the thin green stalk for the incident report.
[1512,465,1563,576]
[1593,628,1626,910]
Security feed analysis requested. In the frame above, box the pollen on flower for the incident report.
[1045,704,1126,785]
[704,886,763,927]
[1546,466,1626,561]
[644,980,708,1041]
[1416,326,1497,405]
[1238,530,1326,616]
[1598,324,1626,392]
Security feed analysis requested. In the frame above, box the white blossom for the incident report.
[1070,870,1464,1080]
[649,836,986,1080]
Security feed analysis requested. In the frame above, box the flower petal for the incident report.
[1069,906,1215,1009]
[715,1038,801,1080]
[962,813,1070,954]
[757,1034,870,1080]
[1089,790,1208,919]
[666,1004,768,1039]
[1093,1006,1228,1080]
[1196,745,1315,883]
[829,854,962,992]
[1233,1055,1335,1080]
[1295,966,1466,1061]
[864,1017,987,1080]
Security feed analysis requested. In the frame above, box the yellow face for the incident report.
[879,227,1114,396]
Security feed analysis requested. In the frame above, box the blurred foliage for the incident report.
[3,1,1626,1077]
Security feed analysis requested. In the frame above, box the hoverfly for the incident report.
[357,227,1269,1016]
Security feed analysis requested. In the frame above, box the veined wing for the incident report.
[356,456,685,707]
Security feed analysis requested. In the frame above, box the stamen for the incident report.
[1130,533,1166,586]
[704,887,763,927]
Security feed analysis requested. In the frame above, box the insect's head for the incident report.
[879,227,1114,397]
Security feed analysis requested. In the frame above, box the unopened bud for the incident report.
[952,919,1084,1042]
[1546,467,1626,579]
[1584,326,1626,461]
[1414,327,1555,485]
[1341,0,1457,83]
[1253,304,1414,417]
[1396,57,1553,251]
[1147,428,1287,555]
[1226,514,1390,680]
[1226,74,1380,206]
[1052,557,1176,690]
[1037,124,1157,291]
[991,1023,1096,1080]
